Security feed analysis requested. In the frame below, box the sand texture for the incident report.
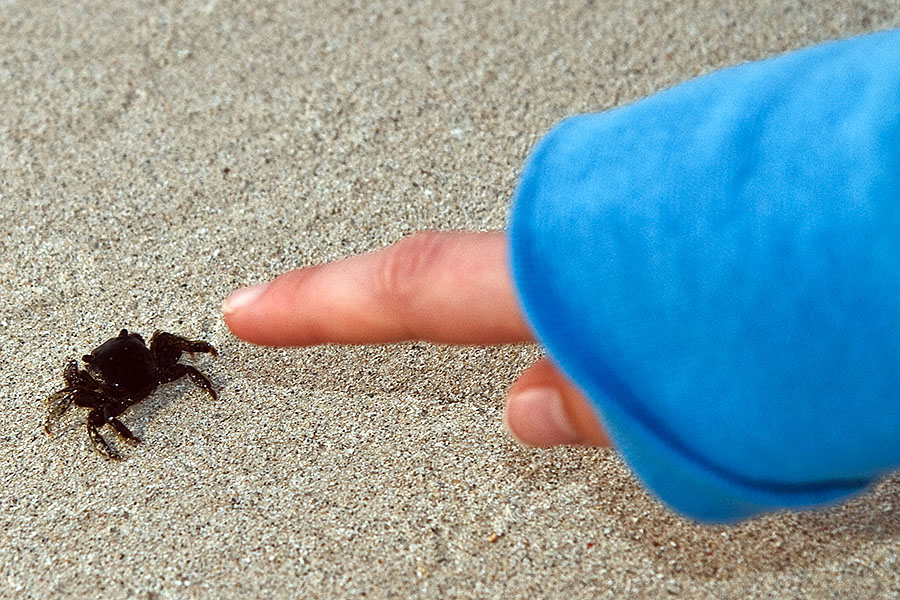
[2,1,900,598]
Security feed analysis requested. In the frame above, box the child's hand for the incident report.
[222,231,609,448]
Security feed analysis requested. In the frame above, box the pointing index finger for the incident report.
[222,231,534,346]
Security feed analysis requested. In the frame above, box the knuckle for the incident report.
[375,231,447,312]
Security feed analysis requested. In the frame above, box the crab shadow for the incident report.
[127,362,227,447]
[44,369,225,460]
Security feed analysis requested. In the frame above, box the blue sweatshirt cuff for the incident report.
[508,29,900,523]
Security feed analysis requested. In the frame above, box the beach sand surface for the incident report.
[2,1,900,597]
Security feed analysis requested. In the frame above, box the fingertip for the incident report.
[505,358,611,448]
[221,283,268,316]
[504,387,583,447]
[221,283,271,343]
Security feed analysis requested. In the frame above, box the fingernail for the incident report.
[221,283,267,315]
[505,387,582,446]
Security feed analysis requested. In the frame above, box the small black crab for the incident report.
[44,329,218,460]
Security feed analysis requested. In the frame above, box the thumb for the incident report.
[504,358,610,447]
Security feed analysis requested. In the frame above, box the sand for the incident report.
[2,1,900,597]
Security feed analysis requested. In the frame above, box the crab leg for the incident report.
[108,416,141,445]
[149,331,218,361]
[44,389,76,434]
[87,419,122,460]
[161,364,218,401]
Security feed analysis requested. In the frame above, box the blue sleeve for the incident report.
[508,29,900,523]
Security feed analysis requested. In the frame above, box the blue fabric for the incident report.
[508,29,900,523]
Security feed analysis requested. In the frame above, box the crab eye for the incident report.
[82,354,93,363]
[119,329,129,337]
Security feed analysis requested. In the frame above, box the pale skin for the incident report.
[222,230,610,448]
